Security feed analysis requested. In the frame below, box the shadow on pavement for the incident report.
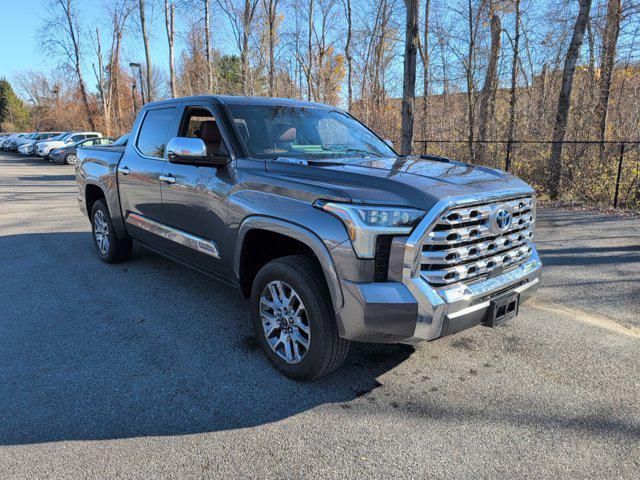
[0,231,414,446]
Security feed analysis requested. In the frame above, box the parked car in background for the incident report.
[36,131,102,158]
[31,132,70,156]
[0,133,24,150]
[18,132,64,155]
[10,133,37,151]
[112,133,129,146]
[50,137,115,164]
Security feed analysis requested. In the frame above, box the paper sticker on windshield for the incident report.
[275,158,308,166]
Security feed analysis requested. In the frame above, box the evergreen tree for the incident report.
[0,79,30,132]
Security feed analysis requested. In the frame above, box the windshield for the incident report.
[225,104,396,160]
[49,132,69,141]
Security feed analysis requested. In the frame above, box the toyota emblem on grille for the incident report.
[491,207,512,233]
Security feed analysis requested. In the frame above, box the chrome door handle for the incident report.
[159,174,176,184]
[118,166,130,175]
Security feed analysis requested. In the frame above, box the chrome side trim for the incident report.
[126,212,220,259]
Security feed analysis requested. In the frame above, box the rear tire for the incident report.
[91,199,132,263]
[250,255,350,380]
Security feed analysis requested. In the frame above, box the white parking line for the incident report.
[529,299,640,339]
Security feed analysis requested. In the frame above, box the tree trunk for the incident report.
[478,1,501,160]
[264,0,278,96]
[400,0,419,155]
[60,0,96,130]
[344,0,353,110]
[548,0,592,199]
[465,0,476,162]
[165,1,177,98]
[420,0,430,142]
[138,0,153,102]
[596,0,622,151]
[307,0,314,101]
[95,27,110,135]
[505,0,521,171]
[205,0,213,92]
[240,0,257,95]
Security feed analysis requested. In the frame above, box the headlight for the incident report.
[314,200,426,258]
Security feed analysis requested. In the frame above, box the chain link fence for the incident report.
[413,139,640,210]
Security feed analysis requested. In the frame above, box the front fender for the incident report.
[234,216,344,313]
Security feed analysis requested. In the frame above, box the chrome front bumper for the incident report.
[408,247,541,340]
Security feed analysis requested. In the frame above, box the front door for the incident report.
[118,106,178,245]
[159,103,235,279]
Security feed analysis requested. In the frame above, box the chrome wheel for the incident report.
[93,210,110,255]
[66,154,77,165]
[260,280,311,364]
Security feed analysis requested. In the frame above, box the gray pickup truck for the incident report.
[76,95,541,380]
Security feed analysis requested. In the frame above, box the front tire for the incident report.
[90,199,132,263]
[251,255,350,380]
[65,153,77,165]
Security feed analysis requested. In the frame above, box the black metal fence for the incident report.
[413,139,640,210]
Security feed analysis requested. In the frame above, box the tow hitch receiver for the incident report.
[487,292,520,327]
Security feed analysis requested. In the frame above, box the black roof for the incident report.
[142,95,339,110]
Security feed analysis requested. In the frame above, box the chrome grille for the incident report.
[420,197,535,285]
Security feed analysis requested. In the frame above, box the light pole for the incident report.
[129,62,146,105]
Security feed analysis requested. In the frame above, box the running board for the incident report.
[125,212,220,259]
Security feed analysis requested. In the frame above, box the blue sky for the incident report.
[0,0,182,94]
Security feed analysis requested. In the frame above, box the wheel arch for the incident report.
[235,216,344,313]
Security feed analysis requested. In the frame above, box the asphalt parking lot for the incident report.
[0,152,639,479]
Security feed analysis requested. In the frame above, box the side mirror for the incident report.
[384,139,394,148]
[166,137,229,166]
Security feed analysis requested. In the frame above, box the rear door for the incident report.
[118,106,178,244]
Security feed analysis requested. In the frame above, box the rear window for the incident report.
[136,108,176,158]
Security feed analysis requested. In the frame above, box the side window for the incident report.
[136,108,176,158]
[179,107,226,156]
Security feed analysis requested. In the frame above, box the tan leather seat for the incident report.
[199,121,222,155]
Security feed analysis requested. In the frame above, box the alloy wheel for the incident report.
[93,210,110,255]
[259,280,311,364]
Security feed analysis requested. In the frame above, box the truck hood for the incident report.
[264,156,534,209]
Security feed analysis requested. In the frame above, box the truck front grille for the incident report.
[420,197,534,286]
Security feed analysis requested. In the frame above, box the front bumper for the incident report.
[335,247,541,342]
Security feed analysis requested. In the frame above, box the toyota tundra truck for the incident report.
[76,95,542,380]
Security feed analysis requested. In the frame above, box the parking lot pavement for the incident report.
[0,152,638,479]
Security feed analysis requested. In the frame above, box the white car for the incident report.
[18,132,63,155]
[13,133,39,151]
[0,133,21,149]
[36,131,102,157]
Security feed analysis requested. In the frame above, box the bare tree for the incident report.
[164,0,177,97]
[307,0,315,100]
[93,27,110,134]
[400,0,420,154]
[505,0,521,171]
[262,0,280,96]
[548,0,593,199]
[215,0,259,94]
[342,0,353,109]
[477,0,501,153]
[138,0,154,101]
[417,0,430,140]
[204,0,213,92]
[41,0,96,130]
[596,0,622,148]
